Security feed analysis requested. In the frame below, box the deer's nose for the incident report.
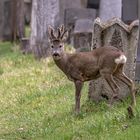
[53,53,59,57]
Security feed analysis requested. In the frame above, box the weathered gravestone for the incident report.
[89,18,139,102]
[99,0,122,22]
[59,0,84,24]
[65,8,96,26]
[65,8,96,44]
[122,0,138,24]
[73,19,93,52]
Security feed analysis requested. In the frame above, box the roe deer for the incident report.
[48,25,136,117]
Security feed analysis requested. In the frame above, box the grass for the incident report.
[0,42,140,140]
[25,26,31,37]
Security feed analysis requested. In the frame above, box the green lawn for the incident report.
[0,42,140,140]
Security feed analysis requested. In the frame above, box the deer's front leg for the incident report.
[74,80,84,114]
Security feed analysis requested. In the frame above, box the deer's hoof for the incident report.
[127,106,134,119]
[113,94,119,99]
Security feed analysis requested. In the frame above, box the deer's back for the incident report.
[68,46,123,68]
[66,46,124,81]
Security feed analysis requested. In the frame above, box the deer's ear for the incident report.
[48,25,56,40]
[61,30,68,42]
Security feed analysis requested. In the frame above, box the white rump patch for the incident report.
[115,55,127,64]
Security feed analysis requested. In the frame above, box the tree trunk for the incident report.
[30,0,60,58]
[11,0,25,41]
[16,0,25,39]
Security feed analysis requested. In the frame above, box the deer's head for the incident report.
[48,25,68,60]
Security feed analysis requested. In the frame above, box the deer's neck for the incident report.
[54,53,68,74]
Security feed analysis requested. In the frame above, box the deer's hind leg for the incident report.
[113,64,136,118]
[114,73,136,106]
[100,69,120,105]
[113,64,136,107]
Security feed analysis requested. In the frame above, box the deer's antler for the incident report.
[57,25,68,40]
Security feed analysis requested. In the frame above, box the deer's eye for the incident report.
[59,45,62,48]
[51,45,54,48]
